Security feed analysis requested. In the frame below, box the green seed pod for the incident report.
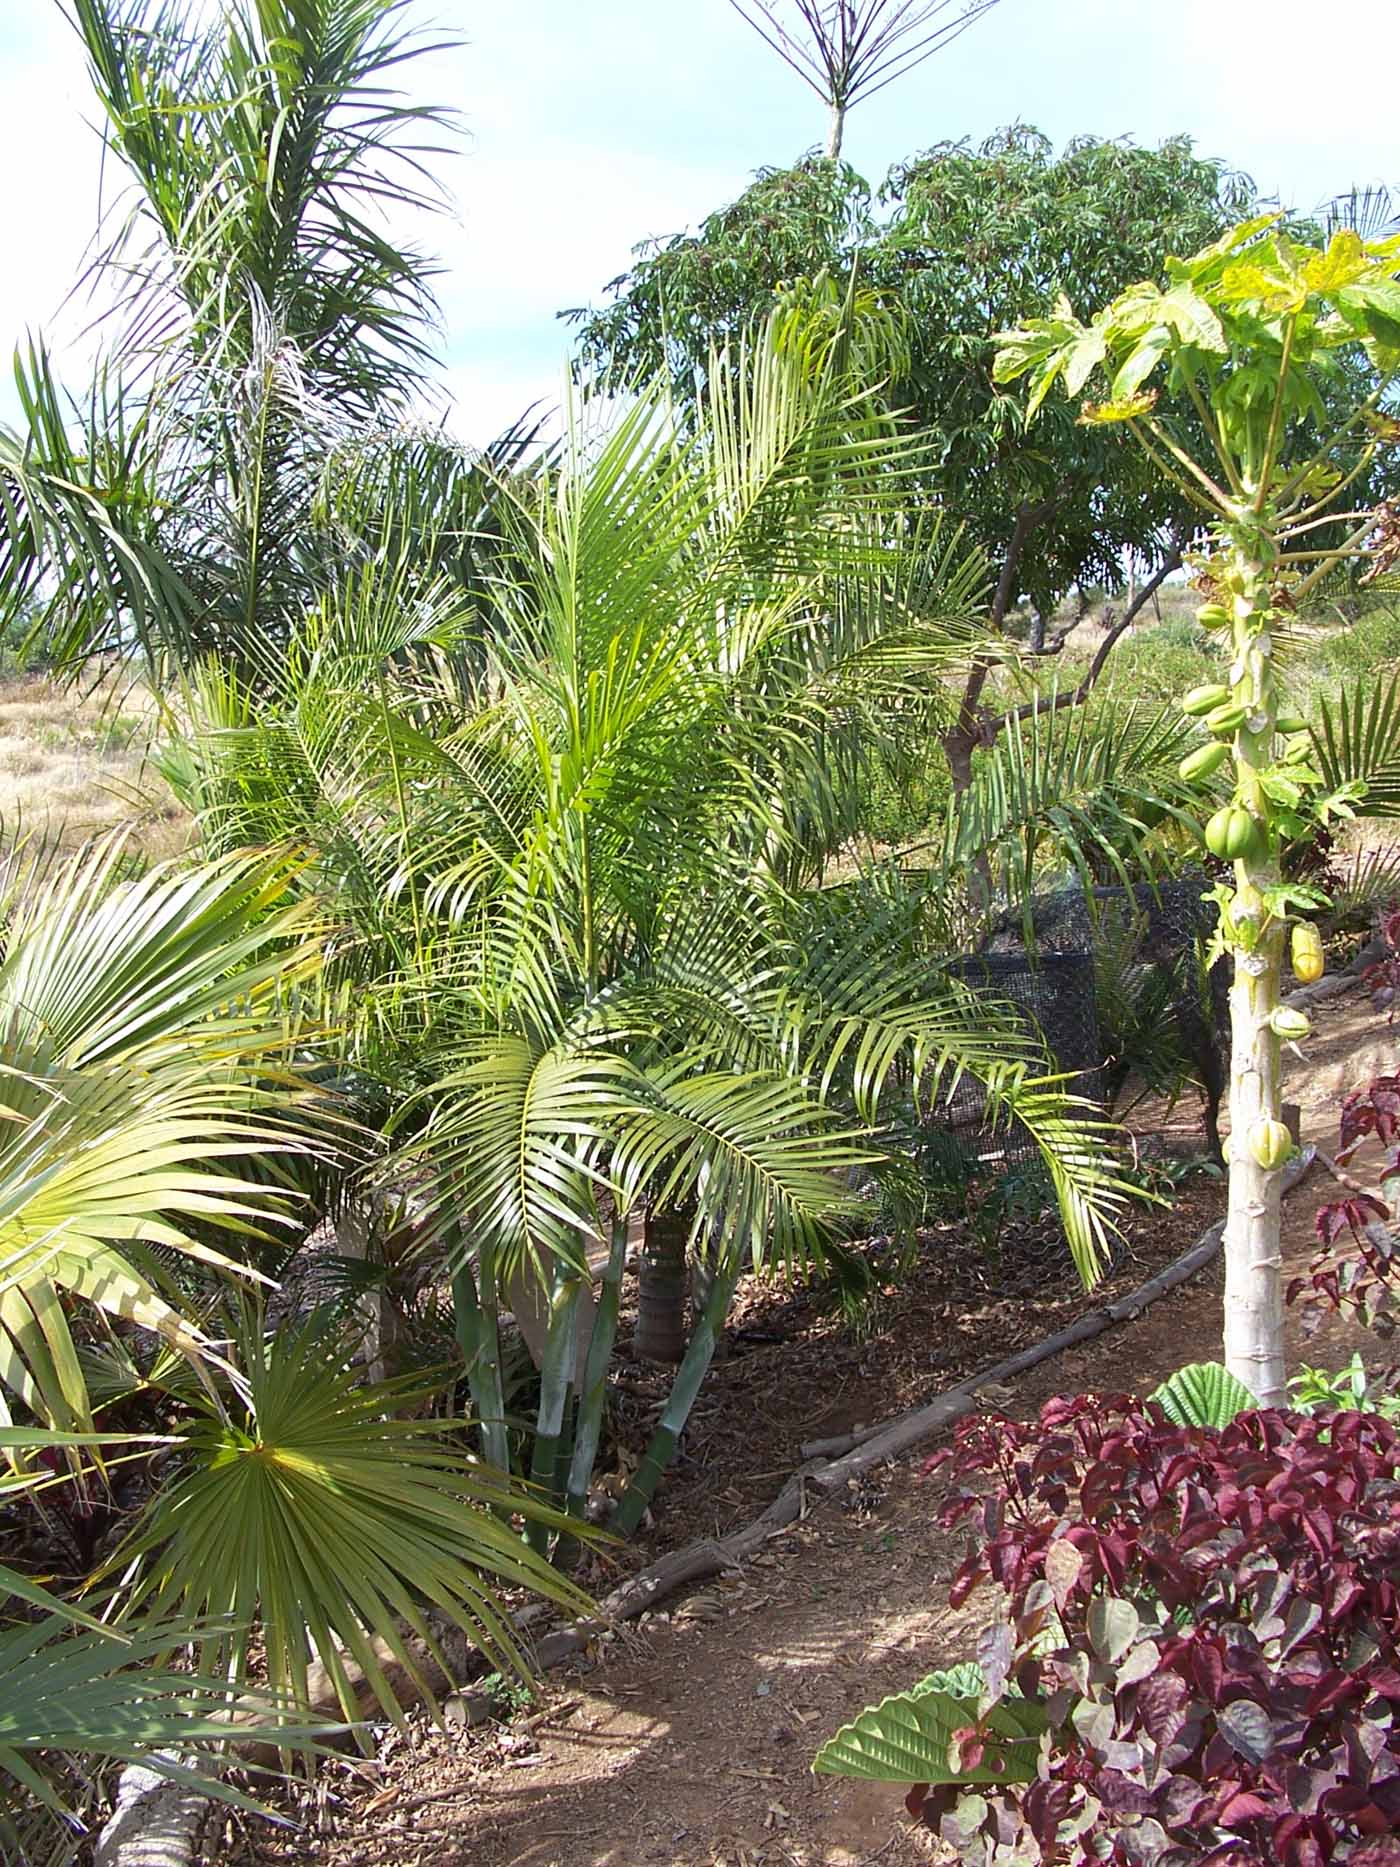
[1274,714,1309,736]
[1291,922,1324,984]
[1248,1119,1295,1171]
[1270,1006,1312,1040]
[1196,602,1232,631]
[1182,683,1233,717]
[1179,741,1229,784]
[1205,701,1249,737]
[1203,805,1262,861]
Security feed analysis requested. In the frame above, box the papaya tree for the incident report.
[995,215,1400,1402]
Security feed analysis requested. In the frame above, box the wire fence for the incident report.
[931,876,1228,1170]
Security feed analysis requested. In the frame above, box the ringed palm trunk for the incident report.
[1220,536,1286,1407]
[634,1203,691,1364]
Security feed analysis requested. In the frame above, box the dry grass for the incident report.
[0,671,191,857]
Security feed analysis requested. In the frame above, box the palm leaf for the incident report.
[0,837,341,1427]
[111,1311,594,1726]
[1312,669,1400,818]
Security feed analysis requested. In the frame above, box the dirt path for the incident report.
[219,986,1395,1867]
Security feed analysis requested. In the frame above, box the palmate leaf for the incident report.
[0,1613,341,1858]
[1312,669,1400,818]
[813,1667,1046,1783]
[0,837,340,1427]
[111,1312,594,1726]
[1150,1360,1257,1427]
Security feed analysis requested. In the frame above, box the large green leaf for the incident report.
[0,837,339,1429]
[813,1667,1047,1783]
[1149,1360,1257,1428]
[111,1310,595,1725]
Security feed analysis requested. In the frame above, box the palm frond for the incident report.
[1312,669,1400,818]
[111,1310,593,1725]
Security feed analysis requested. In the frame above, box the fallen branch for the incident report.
[801,1148,1316,1465]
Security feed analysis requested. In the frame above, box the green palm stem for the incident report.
[449,1230,510,1476]
[609,1241,745,1538]
[564,1212,630,1523]
[525,1258,585,1554]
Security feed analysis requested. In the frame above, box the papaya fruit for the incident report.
[1179,742,1229,784]
[1182,683,1232,717]
[1248,1119,1294,1171]
[1291,922,1324,984]
[1204,805,1261,861]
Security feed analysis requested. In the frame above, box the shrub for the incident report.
[830,1394,1400,1865]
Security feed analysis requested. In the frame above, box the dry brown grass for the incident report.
[0,671,191,857]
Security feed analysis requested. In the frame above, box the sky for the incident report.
[1,0,1397,442]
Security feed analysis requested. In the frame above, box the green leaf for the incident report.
[112,1309,596,1727]
[1086,1597,1139,1664]
[1150,1360,1258,1428]
[812,1670,1047,1783]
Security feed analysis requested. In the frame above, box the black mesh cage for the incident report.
[932,951,1103,1169]
[928,875,1228,1172]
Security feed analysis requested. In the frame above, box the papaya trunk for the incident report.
[634,1204,690,1364]
[610,1246,743,1538]
[1220,541,1287,1407]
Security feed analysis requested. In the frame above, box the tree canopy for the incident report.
[569,126,1262,617]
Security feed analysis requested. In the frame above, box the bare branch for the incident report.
[1005,546,1185,730]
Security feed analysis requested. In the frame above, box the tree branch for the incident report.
[1004,545,1184,729]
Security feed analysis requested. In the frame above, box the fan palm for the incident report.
[0,1426,339,1861]
[164,313,1144,1539]
[0,834,338,1430]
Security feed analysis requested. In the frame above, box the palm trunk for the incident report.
[826,98,845,161]
[525,1257,584,1553]
[634,1204,690,1363]
[564,1214,629,1521]
[610,1246,743,1537]
[1220,542,1286,1406]
[450,1232,511,1476]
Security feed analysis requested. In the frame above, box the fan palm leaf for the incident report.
[0,837,339,1428]
[1312,668,1400,819]
[110,1311,593,1725]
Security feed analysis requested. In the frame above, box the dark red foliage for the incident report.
[918,1395,1400,1865]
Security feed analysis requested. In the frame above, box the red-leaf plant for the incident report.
[921,1393,1400,1865]
[1288,909,1400,1339]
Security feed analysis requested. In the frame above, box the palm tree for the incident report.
[164,313,1145,1539]
[1,0,458,676]
[0,835,335,1430]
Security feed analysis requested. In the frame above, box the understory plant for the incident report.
[819,1393,1400,1865]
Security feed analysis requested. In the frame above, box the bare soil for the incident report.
[213,985,1394,1867]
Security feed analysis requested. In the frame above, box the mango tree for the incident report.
[995,216,1400,1402]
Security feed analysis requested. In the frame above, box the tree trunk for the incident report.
[635,1204,691,1363]
[1220,540,1287,1406]
[826,98,846,160]
[611,1246,744,1536]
